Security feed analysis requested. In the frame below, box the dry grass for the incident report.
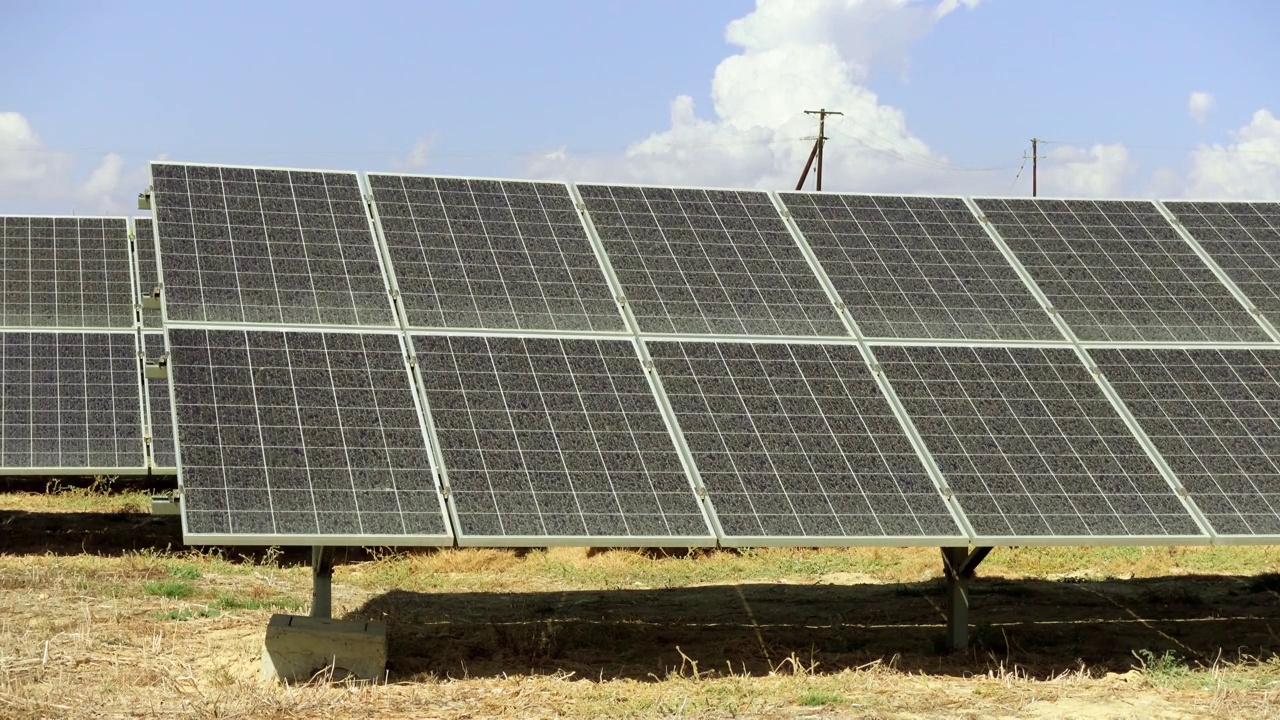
[1,488,1279,718]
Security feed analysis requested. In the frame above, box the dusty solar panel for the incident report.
[149,163,394,326]
[0,216,135,328]
[649,340,961,541]
[877,345,1202,539]
[168,328,448,541]
[1092,347,1280,537]
[0,331,144,470]
[975,198,1264,342]
[414,335,712,543]
[143,331,175,470]
[1164,201,1280,331]
[779,193,1059,341]
[577,184,844,337]
[134,217,162,329]
[368,174,624,332]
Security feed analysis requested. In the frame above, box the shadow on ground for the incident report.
[347,574,1280,682]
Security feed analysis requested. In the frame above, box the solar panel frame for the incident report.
[0,329,148,474]
[166,322,452,546]
[873,341,1210,546]
[1158,200,1280,343]
[147,162,399,330]
[645,335,969,547]
[775,191,1066,343]
[408,332,717,547]
[972,196,1269,344]
[366,172,630,336]
[142,330,176,473]
[573,182,848,339]
[0,215,138,329]
[133,217,162,329]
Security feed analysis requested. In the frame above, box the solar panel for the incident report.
[134,217,162,329]
[974,198,1265,342]
[1092,347,1280,538]
[0,216,135,328]
[143,331,176,471]
[576,184,845,337]
[368,174,625,333]
[876,345,1202,539]
[648,340,961,542]
[414,334,712,543]
[0,331,144,471]
[149,163,395,327]
[168,327,448,542]
[1164,201,1280,332]
[779,193,1060,341]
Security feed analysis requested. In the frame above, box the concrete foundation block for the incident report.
[261,614,387,683]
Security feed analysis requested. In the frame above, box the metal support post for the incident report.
[941,546,992,651]
[311,546,334,620]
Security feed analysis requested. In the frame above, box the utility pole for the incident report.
[1025,138,1047,197]
[796,108,842,191]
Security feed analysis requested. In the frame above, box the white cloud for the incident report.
[1188,92,1214,125]
[0,111,145,214]
[530,0,984,192]
[0,111,71,190]
[392,135,438,171]
[1038,143,1134,197]
[80,153,125,212]
[1184,109,1280,198]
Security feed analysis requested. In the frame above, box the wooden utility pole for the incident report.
[796,108,842,191]
[1026,138,1047,197]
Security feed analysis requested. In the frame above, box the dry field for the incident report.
[2,483,1280,719]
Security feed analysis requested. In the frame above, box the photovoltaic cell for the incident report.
[649,340,960,540]
[1092,347,1280,537]
[368,174,624,332]
[150,163,394,326]
[877,345,1201,538]
[169,328,447,540]
[414,335,710,541]
[1164,201,1280,329]
[1,216,135,328]
[577,185,844,337]
[779,193,1059,341]
[143,331,175,470]
[134,217,162,329]
[975,198,1264,342]
[0,332,144,469]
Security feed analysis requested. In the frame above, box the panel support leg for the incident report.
[311,546,334,620]
[941,546,991,652]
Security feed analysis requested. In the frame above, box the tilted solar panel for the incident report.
[368,174,624,333]
[0,216,135,328]
[414,334,713,544]
[0,331,144,471]
[649,340,962,543]
[1093,347,1280,538]
[779,193,1060,342]
[1164,201,1280,333]
[134,217,162,329]
[877,345,1203,540]
[168,328,449,543]
[143,331,175,471]
[149,163,395,327]
[576,184,845,337]
[975,198,1265,342]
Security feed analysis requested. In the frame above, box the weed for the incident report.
[212,593,304,613]
[143,580,195,599]
[1135,649,1193,688]
[154,607,219,621]
[168,564,202,580]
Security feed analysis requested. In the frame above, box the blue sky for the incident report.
[2,0,1278,213]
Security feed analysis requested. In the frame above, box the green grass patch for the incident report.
[211,592,304,613]
[167,564,202,580]
[798,689,844,707]
[153,607,219,621]
[142,580,196,599]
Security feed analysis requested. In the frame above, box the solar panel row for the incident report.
[138,162,1280,548]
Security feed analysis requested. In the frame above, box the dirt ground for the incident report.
[1,486,1279,718]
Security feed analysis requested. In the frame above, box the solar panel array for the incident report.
[127,163,1280,547]
[1,216,135,328]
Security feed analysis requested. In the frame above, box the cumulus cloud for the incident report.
[530,0,986,192]
[392,135,438,171]
[0,111,142,214]
[1184,109,1280,198]
[0,111,71,190]
[81,153,125,212]
[1038,143,1134,198]
[1188,92,1214,125]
